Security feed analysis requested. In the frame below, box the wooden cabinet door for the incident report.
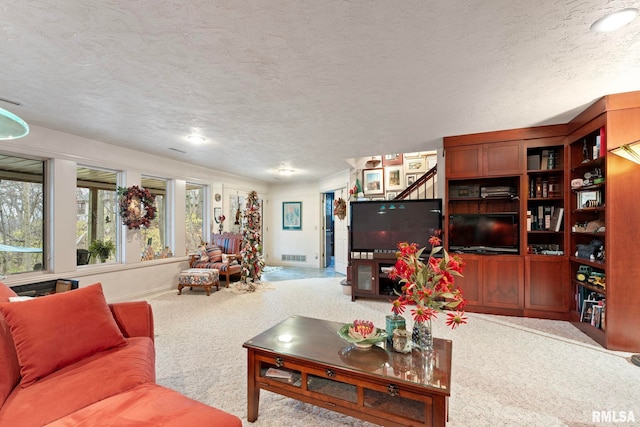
[445,145,483,178]
[482,256,524,309]
[485,142,522,176]
[455,255,482,306]
[525,256,569,312]
[352,261,376,296]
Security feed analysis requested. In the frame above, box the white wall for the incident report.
[1,124,268,301]
[265,182,322,268]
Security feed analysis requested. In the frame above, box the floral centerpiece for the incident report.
[217,214,226,234]
[389,236,467,350]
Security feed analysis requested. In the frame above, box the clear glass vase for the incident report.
[411,319,433,351]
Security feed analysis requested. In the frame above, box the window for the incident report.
[141,176,167,260]
[76,166,118,264]
[185,183,206,252]
[0,154,45,274]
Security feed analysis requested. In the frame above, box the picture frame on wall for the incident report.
[406,157,426,173]
[382,153,403,166]
[363,168,384,195]
[385,166,404,190]
[386,191,397,200]
[282,201,302,230]
[406,174,417,186]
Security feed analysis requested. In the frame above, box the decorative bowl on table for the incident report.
[337,320,388,349]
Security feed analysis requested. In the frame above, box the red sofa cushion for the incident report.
[0,284,20,406]
[0,283,127,387]
[44,383,242,427]
[0,337,155,427]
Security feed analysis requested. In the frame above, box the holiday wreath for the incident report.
[117,185,156,229]
[333,197,347,220]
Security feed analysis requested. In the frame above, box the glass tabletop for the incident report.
[243,315,451,392]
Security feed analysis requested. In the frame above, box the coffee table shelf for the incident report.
[244,315,452,426]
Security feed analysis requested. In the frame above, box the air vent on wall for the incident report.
[281,254,306,262]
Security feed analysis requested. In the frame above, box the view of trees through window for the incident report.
[185,183,205,252]
[141,176,167,259]
[76,167,118,264]
[0,155,45,275]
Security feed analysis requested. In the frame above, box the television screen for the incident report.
[448,213,519,254]
[350,200,443,253]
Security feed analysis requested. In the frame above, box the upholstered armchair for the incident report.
[189,233,243,286]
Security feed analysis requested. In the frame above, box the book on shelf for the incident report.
[540,150,549,169]
[547,150,556,169]
[599,127,607,158]
[527,154,541,170]
[550,207,564,232]
[265,368,293,379]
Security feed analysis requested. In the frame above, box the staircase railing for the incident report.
[395,165,437,200]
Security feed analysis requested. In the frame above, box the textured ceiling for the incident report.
[2,1,640,183]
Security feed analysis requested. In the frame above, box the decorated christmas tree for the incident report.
[240,190,265,287]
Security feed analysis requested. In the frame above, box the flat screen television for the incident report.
[350,199,443,253]
[448,213,519,254]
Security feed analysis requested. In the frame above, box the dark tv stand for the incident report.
[350,253,401,301]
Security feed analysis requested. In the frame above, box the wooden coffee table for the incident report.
[243,315,452,426]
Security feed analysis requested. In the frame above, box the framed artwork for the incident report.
[363,168,384,195]
[406,173,417,186]
[386,191,397,200]
[581,299,599,323]
[282,201,302,230]
[229,195,244,233]
[382,153,403,166]
[404,152,422,159]
[406,157,426,173]
[386,166,404,190]
[577,190,601,209]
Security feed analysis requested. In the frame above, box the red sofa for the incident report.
[0,282,241,427]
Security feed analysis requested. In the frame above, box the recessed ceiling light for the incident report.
[591,8,639,33]
[187,135,205,144]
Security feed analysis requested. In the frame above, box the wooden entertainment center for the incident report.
[349,91,640,352]
[443,91,640,352]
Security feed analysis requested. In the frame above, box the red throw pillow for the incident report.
[0,283,127,387]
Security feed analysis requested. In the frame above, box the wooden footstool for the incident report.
[178,269,220,296]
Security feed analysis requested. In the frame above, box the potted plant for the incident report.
[89,240,115,263]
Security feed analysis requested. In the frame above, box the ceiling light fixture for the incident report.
[0,107,29,140]
[278,168,295,176]
[590,8,639,33]
[186,135,205,144]
[610,139,640,164]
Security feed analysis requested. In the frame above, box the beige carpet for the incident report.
[148,278,638,426]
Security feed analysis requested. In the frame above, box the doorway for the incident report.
[323,192,334,269]
[321,190,348,275]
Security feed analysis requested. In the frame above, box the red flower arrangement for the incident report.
[117,186,156,230]
[389,236,468,329]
